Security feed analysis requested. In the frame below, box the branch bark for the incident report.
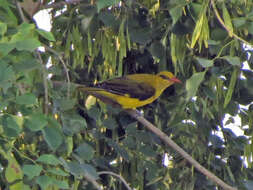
[126,109,237,190]
[98,171,132,190]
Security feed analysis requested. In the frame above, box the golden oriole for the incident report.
[78,71,181,109]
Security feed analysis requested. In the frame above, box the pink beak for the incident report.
[170,77,182,83]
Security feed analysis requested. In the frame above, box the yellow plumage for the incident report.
[78,71,181,109]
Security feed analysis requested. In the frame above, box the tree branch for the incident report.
[211,0,252,47]
[15,0,27,22]
[44,45,71,98]
[125,109,237,190]
[98,171,132,190]
[84,174,102,190]
[72,153,102,190]
[40,0,82,10]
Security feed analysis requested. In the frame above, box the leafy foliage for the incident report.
[0,0,253,189]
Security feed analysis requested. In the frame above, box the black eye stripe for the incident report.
[159,75,169,80]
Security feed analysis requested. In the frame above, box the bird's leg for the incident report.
[136,109,144,117]
[124,109,143,117]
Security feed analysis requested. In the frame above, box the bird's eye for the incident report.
[159,74,169,80]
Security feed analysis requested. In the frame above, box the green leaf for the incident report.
[5,152,23,183]
[221,56,241,66]
[149,41,165,59]
[9,181,26,190]
[207,40,220,45]
[224,68,238,108]
[12,53,40,72]
[64,161,97,180]
[203,86,216,100]
[65,161,83,176]
[61,112,87,136]
[196,57,213,68]
[140,145,157,157]
[0,0,18,26]
[233,17,246,28]
[208,135,224,148]
[98,11,118,28]
[191,12,204,48]
[169,6,183,25]
[0,62,15,92]
[3,115,22,138]
[81,164,99,180]
[16,93,37,105]
[74,143,94,161]
[36,29,56,41]
[54,98,76,111]
[87,106,101,120]
[190,1,209,49]
[42,125,63,151]
[107,140,129,161]
[129,27,151,45]
[15,38,41,51]
[186,71,206,101]
[122,136,136,149]
[96,0,120,12]
[52,178,69,189]
[79,4,97,17]
[36,175,53,190]
[190,3,202,19]
[222,3,233,37]
[0,22,7,36]
[81,17,93,31]
[0,101,8,110]
[211,28,227,41]
[226,165,235,182]
[17,22,36,34]
[22,164,42,180]
[47,168,69,176]
[103,117,117,129]
[135,131,152,144]
[66,136,73,157]
[247,22,253,35]
[37,154,61,166]
[24,113,48,131]
[0,42,15,58]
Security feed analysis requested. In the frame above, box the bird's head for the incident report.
[157,71,181,84]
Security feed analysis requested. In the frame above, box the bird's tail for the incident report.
[77,86,121,107]
[78,86,104,93]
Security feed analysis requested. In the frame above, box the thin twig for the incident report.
[44,45,71,98]
[37,51,49,114]
[126,109,237,190]
[72,153,102,190]
[0,136,37,165]
[15,0,27,22]
[41,0,82,10]
[98,171,132,190]
[84,174,102,190]
[0,137,47,173]
[211,0,252,47]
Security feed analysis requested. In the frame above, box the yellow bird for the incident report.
[78,71,181,109]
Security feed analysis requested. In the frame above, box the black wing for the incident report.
[92,76,155,101]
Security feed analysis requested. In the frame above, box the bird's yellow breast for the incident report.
[115,93,158,109]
